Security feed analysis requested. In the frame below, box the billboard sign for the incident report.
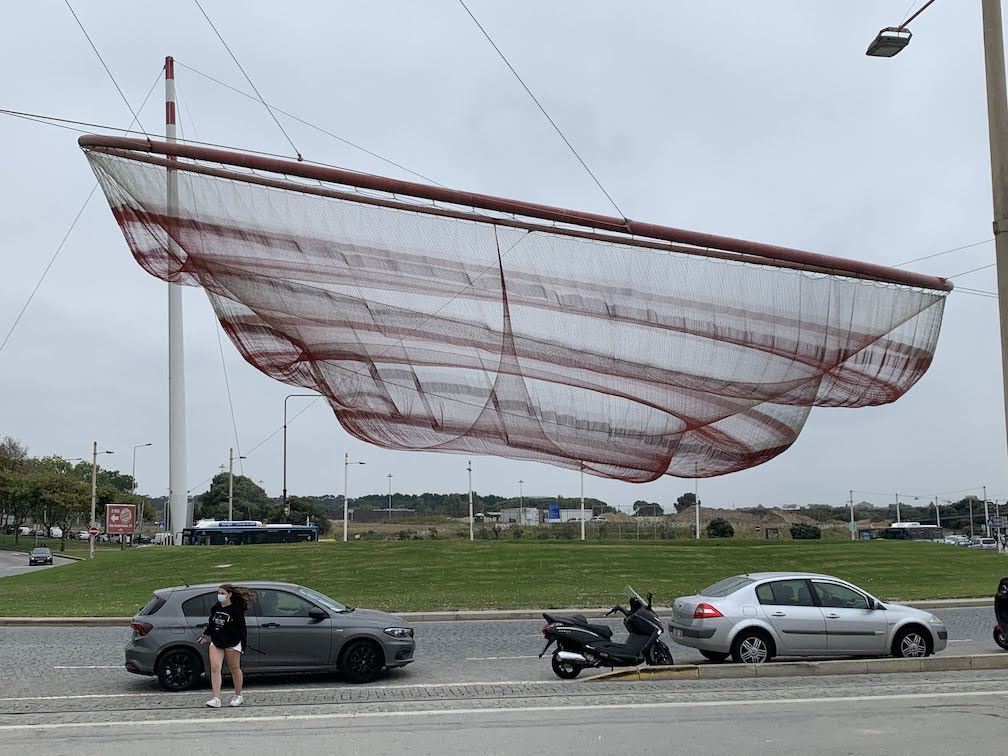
[106,504,136,535]
[548,503,561,522]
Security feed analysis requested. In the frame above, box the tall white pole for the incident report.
[467,461,474,542]
[166,56,188,546]
[935,496,941,529]
[849,489,855,541]
[984,485,990,537]
[519,479,524,526]
[343,453,349,543]
[895,493,901,524]
[580,463,585,541]
[228,448,234,521]
[980,0,1008,507]
[387,473,393,519]
[90,441,97,559]
[694,462,700,540]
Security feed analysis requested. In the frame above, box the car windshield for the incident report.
[700,575,754,597]
[296,586,349,613]
[31,549,50,555]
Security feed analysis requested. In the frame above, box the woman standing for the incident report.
[199,584,254,708]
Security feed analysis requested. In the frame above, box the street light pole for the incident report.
[935,496,942,529]
[467,461,474,542]
[870,3,1008,519]
[580,462,585,542]
[387,473,393,520]
[89,442,113,559]
[227,448,247,521]
[131,442,152,534]
[519,479,524,526]
[283,393,317,523]
[344,453,365,542]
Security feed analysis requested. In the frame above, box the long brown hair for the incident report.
[221,584,255,612]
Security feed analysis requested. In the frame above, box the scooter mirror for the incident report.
[647,592,653,609]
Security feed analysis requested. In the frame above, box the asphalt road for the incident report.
[1,606,1005,753]
[0,548,75,578]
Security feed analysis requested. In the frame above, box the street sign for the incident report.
[106,504,136,535]
[548,503,561,522]
[88,525,99,537]
[992,516,1008,529]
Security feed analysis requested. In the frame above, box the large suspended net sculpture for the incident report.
[80,135,950,482]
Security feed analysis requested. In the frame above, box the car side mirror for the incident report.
[308,607,328,621]
[872,600,884,610]
[647,592,653,609]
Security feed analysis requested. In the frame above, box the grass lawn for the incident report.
[0,539,1005,617]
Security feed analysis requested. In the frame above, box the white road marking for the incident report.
[464,656,538,661]
[947,639,974,643]
[0,680,554,703]
[0,689,999,731]
[53,665,123,669]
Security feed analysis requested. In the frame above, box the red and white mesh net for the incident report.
[82,137,949,482]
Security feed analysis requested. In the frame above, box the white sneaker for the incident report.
[229,695,244,707]
[205,697,221,708]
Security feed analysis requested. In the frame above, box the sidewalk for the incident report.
[0,597,990,627]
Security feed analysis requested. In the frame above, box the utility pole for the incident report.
[467,461,474,542]
[935,496,941,529]
[895,493,901,524]
[387,473,393,520]
[694,462,700,540]
[985,485,991,537]
[849,489,855,541]
[518,479,524,527]
[970,496,975,539]
[580,462,585,542]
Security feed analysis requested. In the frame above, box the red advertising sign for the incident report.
[106,504,136,535]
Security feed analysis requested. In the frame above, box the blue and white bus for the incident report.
[182,519,319,545]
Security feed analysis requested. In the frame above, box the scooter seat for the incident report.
[544,612,614,639]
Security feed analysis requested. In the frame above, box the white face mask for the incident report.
[217,593,228,604]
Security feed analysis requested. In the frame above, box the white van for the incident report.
[48,527,63,538]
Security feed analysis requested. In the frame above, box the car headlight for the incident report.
[384,627,414,639]
[928,616,945,625]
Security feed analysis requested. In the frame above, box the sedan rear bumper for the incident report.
[669,622,717,639]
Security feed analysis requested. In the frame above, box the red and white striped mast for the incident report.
[165,56,188,543]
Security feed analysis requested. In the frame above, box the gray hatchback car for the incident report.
[127,581,415,690]
[669,572,948,664]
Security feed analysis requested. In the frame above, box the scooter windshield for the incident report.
[624,586,644,603]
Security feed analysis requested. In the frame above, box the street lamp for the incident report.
[518,479,524,526]
[132,442,152,533]
[283,393,317,522]
[227,448,248,521]
[869,2,1008,501]
[89,442,114,559]
[467,461,474,541]
[344,453,365,542]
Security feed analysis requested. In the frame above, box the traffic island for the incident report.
[587,653,1008,682]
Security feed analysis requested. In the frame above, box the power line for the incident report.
[175,61,444,187]
[62,0,146,136]
[948,262,996,279]
[192,0,303,161]
[894,238,992,267]
[0,68,164,358]
[458,0,626,220]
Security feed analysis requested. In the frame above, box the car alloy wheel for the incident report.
[156,649,201,691]
[732,631,772,664]
[896,630,929,658]
[341,641,383,684]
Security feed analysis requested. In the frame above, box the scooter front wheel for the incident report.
[648,640,674,666]
[994,626,1008,651]
[551,652,583,679]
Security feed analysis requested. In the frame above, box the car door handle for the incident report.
[261,622,280,629]
[195,623,208,629]
[770,612,786,617]
[825,613,840,619]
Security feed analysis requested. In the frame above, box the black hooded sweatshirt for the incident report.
[203,601,247,650]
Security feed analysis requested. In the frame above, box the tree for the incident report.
[283,495,332,536]
[706,518,735,538]
[196,474,271,521]
[632,500,664,517]
[790,522,822,540]
[675,492,696,513]
[0,436,29,539]
[28,471,89,552]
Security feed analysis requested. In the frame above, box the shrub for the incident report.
[706,518,735,538]
[790,522,822,540]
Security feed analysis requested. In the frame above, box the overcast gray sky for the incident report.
[0,1,1003,513]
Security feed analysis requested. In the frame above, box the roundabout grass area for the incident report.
[0,539,1004,617]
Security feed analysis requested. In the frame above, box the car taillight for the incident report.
[693,603,723,619]
[130,621,153,637]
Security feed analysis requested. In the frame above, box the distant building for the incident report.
[499,507,540,526]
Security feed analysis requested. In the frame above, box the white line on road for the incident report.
[464,656,538,661]
[53,665,123,669]
[947,640,974,643]
[0,680,554,703]
[0,689,999,731]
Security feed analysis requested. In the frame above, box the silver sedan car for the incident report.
[669,572,948,664]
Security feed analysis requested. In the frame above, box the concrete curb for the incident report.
[0,598,991,626]
[586,653,1008,682]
